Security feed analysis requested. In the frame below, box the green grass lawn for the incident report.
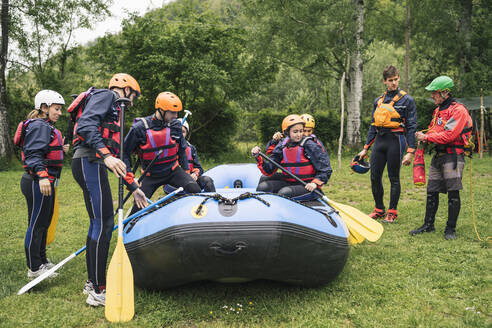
[0,150,490,328]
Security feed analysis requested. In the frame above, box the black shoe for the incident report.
[444,228,456,240]
[409,223,435,236]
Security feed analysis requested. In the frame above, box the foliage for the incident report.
[257,109,341,150]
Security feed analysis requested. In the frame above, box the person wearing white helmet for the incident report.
[178,118,216,192]
[15,90,68,281]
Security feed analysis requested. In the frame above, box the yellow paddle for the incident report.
[258,152,383,243]
[105,98,134,322]
[46,179,59,245]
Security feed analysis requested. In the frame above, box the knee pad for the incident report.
[277,186,294,197]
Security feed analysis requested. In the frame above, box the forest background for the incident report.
[0,0,490,166]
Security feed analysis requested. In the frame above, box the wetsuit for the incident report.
[364,88,417,211]
[20,119,63,271]
[184,140,215,192]
[71,88,138,291]
[123,115,200,215]
[256,137,332,198]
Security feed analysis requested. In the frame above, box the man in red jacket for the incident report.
[410,76,473,240]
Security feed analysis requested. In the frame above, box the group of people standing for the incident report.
[18,66,473,307]
[18,73,214,307]
[251,65,472,241]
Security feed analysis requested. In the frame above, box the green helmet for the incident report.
[425,76,454,92]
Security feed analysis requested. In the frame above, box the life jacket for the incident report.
[67,87,121,156]
[136,117,179,168]
[372,90,407,129]
[14,119,64,174]
[427,101,473,156]
[310,134,327,153]
[185,143,194,171]
[280,137,316,182]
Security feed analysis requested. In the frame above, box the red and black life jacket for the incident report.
[67,87,121,156]
[427,101,473,155]
[136,117,179,167]
[280,137,316,182]
[14,119,64,171]
[185,144,194,171]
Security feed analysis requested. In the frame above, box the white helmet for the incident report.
[34,90,65,109]
[178,118,190,132]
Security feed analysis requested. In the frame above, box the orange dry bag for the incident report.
[413,145,426,186]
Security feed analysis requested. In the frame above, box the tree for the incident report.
[89,2,276,154]
[241,0,366,145]
[0,0,111,160]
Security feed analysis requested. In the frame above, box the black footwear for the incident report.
[409,223,435,236]
[444,228,456,240]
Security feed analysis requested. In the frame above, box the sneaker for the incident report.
[27,264,59,280]
[42,259,56,270]
[83,280,95,295]
[86,289,106,307]
[383,209,398,223]
[368,208,385,220]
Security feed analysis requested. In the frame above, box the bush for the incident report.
[257,109,341,150]
[187,101,238,156]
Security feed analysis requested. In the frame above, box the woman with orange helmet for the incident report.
[251,115,332,199]
[123,92,201,215]
[71,73,147,306]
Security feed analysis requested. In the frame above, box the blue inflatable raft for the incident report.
[124,164,350,289]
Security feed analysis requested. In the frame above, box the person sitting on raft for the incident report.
[300,113,327,153]
[251,114,332,198]
[123,91,201,216]
[178,118,216,192]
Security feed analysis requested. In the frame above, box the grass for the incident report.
[0,147,491,327]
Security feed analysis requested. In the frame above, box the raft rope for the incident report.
[194,192,270,215]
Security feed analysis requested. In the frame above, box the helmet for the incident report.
[425,76,454,92]
[34,90,65,109]
[282,114,305,133]
[109,73,141,96]
[155,92,182,112]
[350,155,370,174]
[300,114,315,129]
[178,118,189,132]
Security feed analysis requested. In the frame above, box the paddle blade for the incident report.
[105,236,134,322]
[46,186,59,245]
[324,197,384,242]
[347,224,365,245]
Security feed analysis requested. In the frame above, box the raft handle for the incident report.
[209,241,248,256]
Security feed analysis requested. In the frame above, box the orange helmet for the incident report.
[155,92,182,112]
[282,114,305,133]
[109,73,141,96]
[300,113,315,129]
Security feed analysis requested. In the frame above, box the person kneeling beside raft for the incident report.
[251,114,332,199]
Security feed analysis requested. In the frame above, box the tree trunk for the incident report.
[405,2,411,93]
[0,0,12,159]
[338,72,345,170]
[457,0,472,93]
[346,0,363,146]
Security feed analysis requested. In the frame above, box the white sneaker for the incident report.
[86,289,106,307]
[27,264,58,280]
[83,280,94,295]
[43,259,55,270]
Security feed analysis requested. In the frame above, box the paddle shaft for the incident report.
[258,151,325,199]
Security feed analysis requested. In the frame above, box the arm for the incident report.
[75,90,115,157]
[23,120,52,180]
[190,144,204,176]
[403,95,417,152]
[305,140,332,186]
[425,107,470,145]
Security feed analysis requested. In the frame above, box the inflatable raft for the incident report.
[123,164,350,290]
